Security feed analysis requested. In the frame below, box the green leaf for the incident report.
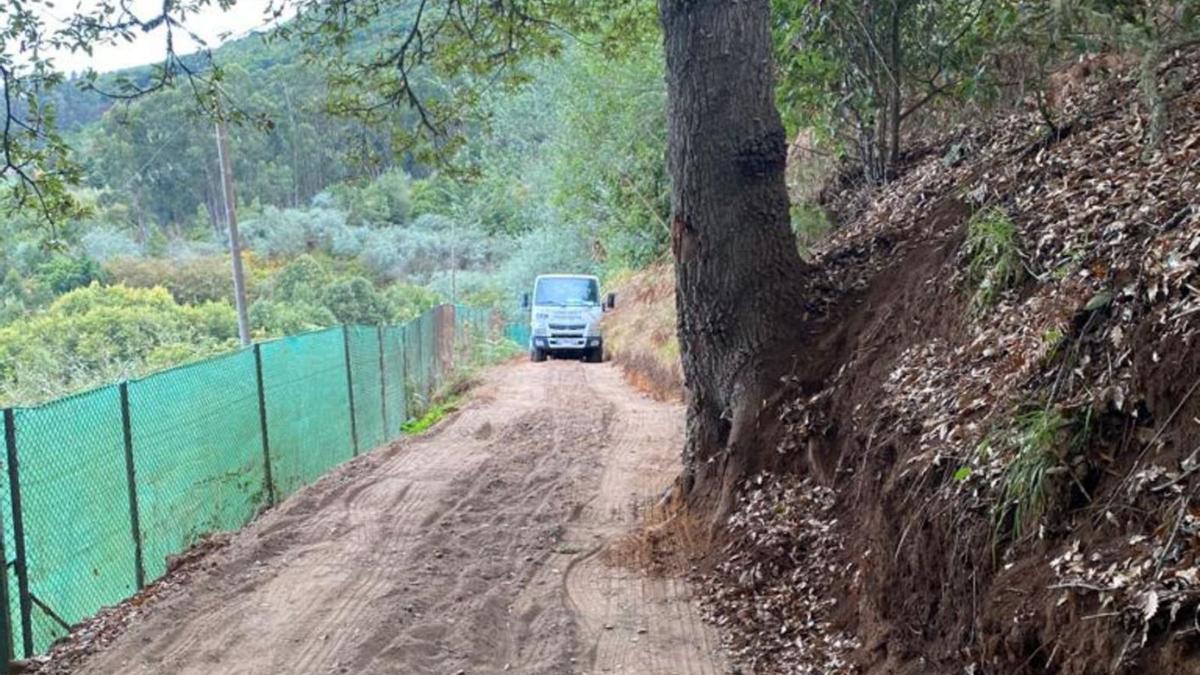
[1085,290,1113,312]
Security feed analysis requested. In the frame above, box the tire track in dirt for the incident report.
[54,360,724,675]
[558,365,725,675]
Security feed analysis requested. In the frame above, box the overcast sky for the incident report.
[48,0,278,74]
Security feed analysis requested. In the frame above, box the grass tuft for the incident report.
[993,405,1092,541]
[792,202,833,258]
[401,396,462,435]
[997,408,1066,539]
[965,207,1025,312]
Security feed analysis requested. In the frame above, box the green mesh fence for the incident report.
[259,327,353,499]
[347,326,385,453]
[420,311,438,397]
[402,322,419,413]
[455,306,490,342]
[454,306,496,370]
[0,303,496,658]
[9,386,132,653]
[128,349,264,583]
[505,322,531,350]
[405,313,434,410]
[381,327,407,439]
[0,305,495,661]
[0,413,15,658]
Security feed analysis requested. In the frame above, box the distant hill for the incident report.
[48,29,293,131]
[52,16,430,232]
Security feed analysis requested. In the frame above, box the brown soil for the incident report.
[38,361,726,675]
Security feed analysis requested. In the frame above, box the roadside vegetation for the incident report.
[1,0,1198,672]
[0,21,665,406]
[400,397,462,435]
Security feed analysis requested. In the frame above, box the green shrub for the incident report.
[36,255,106,295]
[0,284,238,405]
[965,207,1025,312]
[383,283,441,323]
[427,270,504,309]
[106,254,255,305]
[792,202,833,256]
[321,276,391,325]
[241,206,311,258]
[409,174,456,218]
[81,226,142,262]
[0,270,29,322]
[269,254,331,306]
[248,299,336,336]
[401,396,462,434]
[329,170,412,227]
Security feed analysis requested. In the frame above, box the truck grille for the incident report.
[548,323,586,331]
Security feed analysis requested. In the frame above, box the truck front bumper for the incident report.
[533,336,602,352]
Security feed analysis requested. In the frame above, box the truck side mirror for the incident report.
[605,293,616,310]
[521,293,531,309]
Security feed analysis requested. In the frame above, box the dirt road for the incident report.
[65,360,725,675]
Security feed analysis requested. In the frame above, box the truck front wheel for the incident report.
[531,347,547,362]
[585,346,604,363]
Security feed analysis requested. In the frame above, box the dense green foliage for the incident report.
[4,0,1194,406]
[0,284,238,403]
[771,0,1199,182]
[80,61,394,231]
[0,14,667,404]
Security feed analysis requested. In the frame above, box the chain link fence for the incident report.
[504,323,531,352]
[0,304,506,664]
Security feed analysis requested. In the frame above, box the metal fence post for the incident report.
[437,305,447,386]
[377,326,389,440]
[342,326,360,457]
[0,412,14,669]
[119,383,146,592]
[414,319,424,408]
[4,408,32,657]
[253,344,276,507]
[400,324,410,425]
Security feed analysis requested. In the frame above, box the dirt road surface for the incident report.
[65,360,726,675]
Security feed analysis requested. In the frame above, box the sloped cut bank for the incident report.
[700,48,1200,674]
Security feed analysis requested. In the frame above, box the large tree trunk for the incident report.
[660,0,808,513]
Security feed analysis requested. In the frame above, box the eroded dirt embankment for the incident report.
[602,264,684,403]
[692,48,1200,675]
[38,361,725,675]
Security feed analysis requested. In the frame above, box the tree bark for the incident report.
[660,0,808,513]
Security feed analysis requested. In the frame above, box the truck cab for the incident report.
[524,274,614,363]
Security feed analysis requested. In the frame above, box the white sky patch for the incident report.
[44,0,279,75]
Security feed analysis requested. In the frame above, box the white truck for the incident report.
[522,274,615,363]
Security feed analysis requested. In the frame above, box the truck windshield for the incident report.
[535,277,599,306]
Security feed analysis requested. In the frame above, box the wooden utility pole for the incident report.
[215,117,252,347]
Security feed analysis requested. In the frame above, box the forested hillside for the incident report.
[0,11,667,405]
